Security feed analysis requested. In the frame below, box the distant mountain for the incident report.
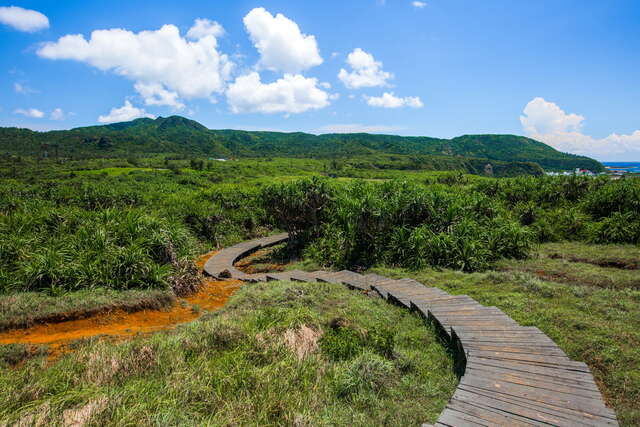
[0,116,603,171]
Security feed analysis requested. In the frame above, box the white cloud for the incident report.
[521,97,640,161]
[14,82,37,94]
[50,108,65,120]
[365,92,423,108]
[0,6,49,32]
[98,100,155,123]
[186,18,224,40]
[412,1,427,8]
[243,7,323,73]
[226,72,331,114]
[338,48,393,89]
[520,97,584,135]
[134,82,185,110]
[315,123,404,134]
[14,108,44,118]
[37,20,233,108]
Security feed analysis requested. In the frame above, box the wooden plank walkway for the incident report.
[203,234,618,426]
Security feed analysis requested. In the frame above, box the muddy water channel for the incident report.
[0,252,242,358]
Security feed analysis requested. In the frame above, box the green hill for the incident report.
[0,115,603,172]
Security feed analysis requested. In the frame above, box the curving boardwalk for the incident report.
[204,234,618,426]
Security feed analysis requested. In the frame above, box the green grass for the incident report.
[496,256,640,290]
[74,167,158,176]
[0,288,174,332]
[278,241,640,425]
[364,244,640,426]
[0,280,457,426]
[539,241,640,269]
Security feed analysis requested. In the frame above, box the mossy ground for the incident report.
[0,280,457,426]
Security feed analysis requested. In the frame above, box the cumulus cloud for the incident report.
[365,92,423,108]
[186,18,224,40]
[134,82,185,110]
[50,108,66,120]
[226,72,330,114]
[521,97,640,161]
[243,7,323,73]
[14,82,37,94]
[0,6,49,32]
[315,123,404,134]
[521,97,584,135]
[412,1,427,8]
[98,100,155,123]
[14,108,44,118]
[338,48,393,89]
[37,20,233,108]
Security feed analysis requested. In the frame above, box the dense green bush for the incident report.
[1,158,638,292]
[477,176,640,244]
[304,180,533,271]
[0,172,268,294]
[0,206,193,293]
[260,177,333,245]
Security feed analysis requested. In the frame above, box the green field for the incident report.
[1,155,639,425]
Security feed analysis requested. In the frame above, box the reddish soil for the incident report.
[235,248,287,274]
[0,251,242,359]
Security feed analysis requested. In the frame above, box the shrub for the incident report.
[587,212,640,244]
[333,352,395,399]
[582,179,640,219]
[304,180,534,272]
[260,177,333,246]
[320,326,363,361]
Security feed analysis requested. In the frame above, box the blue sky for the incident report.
[1,0,639,160]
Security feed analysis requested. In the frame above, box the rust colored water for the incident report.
[0,252,242,357]
[235,247,287,274]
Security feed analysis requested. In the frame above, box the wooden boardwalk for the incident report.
[204,234,618,426]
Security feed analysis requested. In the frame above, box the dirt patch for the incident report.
[62,397,109,427]
[284,325,323,360]
[10,402,51,427]
[547,253,640,270]
[499,265,640,290]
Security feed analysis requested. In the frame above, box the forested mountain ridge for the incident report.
[0,115,603,171]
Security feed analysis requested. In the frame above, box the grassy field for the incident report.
[289,244,640,424]
[361,244,640,425]
[0,280,457,426]
[1,156,639,425]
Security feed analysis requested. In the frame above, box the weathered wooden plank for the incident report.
[460,375,615,418]
[466,356,600,385]
[288,270,317,282]
[465,350,588,369]
[458,384,618,425]
[464,364,601,396]
[445,399,539,426]
[465,366,604,400]
[436,408,488,426]
[453,387,615,427]
[462,344,567,357]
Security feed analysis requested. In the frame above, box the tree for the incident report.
[260,177,333,249]
[97,136,112,149]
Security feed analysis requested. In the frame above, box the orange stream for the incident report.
[0,251,242,358]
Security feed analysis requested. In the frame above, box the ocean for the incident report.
[602,162,640,173]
